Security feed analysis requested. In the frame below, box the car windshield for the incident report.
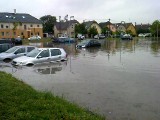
[80,40,90,45]
[5,46,18,53]
[27,49,41,58]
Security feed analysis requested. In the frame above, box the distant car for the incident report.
[94,34,105,39]
[0,39,12,44]
[121,34,133,40]
[28,35,41,40]
[15,36,22,44]
[12,48,67,66]
[0,46,36,62]
[53,37,76,43]
[76,39,101,48]
[77,34,85,40]
[0,43,13,53]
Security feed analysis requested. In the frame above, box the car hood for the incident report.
[13,56,35,62]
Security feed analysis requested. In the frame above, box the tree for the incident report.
[40,15,56,33]
[75,23,87,35]
[88,27,98,38]
[150,20,160,37]
[101,27,109,35]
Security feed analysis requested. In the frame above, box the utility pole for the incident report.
[108,18,110,37]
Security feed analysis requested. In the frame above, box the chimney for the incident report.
[14,9,16,14]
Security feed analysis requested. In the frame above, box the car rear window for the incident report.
[51,49,61,56]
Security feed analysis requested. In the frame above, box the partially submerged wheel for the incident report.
[3,58,12,63]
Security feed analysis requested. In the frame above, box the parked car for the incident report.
[76,39,101,48]
[0,46,36,62]
[0,43,14,53]
[53,37,76,43]
[15,36,22,44]
[121,34,133,40]
[0,38,13,44]
[77,34,85,40]
[94,34,105,39]
[28,35,41,40]
[12,48,67,66]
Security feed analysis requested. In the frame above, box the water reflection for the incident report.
[33,62,67,75]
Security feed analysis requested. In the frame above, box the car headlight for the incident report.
[82,45,86,48]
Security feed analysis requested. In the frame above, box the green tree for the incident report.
[150,20,160,37]
[88,27,98,38]
[101,27,109,35]
[40,15,56,33]
[75,23,87,35]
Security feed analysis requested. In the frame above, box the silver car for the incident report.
[0,46,36,62]
[12,48,67,66]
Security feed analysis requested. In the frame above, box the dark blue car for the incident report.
[53,37,76,43]
[76,39,101,48]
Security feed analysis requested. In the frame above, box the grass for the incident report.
[0,71,104,120]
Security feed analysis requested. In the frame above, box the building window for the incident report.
[6,26,9,28]
[21,32,24,36]
[14,32,16,36]
[6,32,9,36]
[1,32,4,36]
[31,33,33,36]
[24,25,27,30]
[30,24,33,27]
[37,25,39,27]
[37,32,39,35]
[1,24,4,28]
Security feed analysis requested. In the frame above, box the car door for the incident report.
[35,49,50,64]
[50,49,62,62]
[14,47,26,58]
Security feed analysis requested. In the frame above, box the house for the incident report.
[135,24,151,34]
[0,11,43,39]
[83,21,102,34]
[99,21,116,33]
[114,22,137,36]
[54,20,79,38]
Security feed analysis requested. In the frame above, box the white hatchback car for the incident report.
[12,48,67,66]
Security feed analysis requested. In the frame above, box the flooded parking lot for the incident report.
[0,38,160,120]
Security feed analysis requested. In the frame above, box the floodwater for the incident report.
[0,38,160,120]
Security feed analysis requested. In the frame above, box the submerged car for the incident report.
[53,37,76,43]
[0,43,13,53]
[12,48,67,66]
[121,34,133,40]
[0,46,36,62]
[28,35,41,40]
[76,39,101,48]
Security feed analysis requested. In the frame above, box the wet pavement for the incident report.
[0,38,160,120]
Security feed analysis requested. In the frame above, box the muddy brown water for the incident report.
[0,38,160,120]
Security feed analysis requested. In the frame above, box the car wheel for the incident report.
[26,63,34,67]
[3,58,12,63]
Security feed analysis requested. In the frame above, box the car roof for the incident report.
[14,45,36,48]
[37,48,63,50]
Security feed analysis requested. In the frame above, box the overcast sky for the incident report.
[0,0,159,24]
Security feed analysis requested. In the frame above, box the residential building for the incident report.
[0,11,43,39]
[54,20,79,38]
[83,21,102,34]
[99,21,116,33]
[115,22,137,36]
